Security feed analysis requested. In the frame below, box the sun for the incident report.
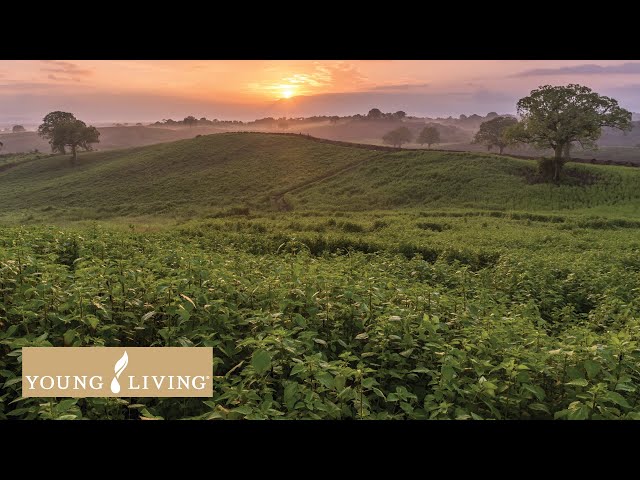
[281,88,294,99]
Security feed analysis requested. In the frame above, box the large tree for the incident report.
[417,125,440,149]
[473,116,518,154]
[509,84,632,180]
[37,111,100,166]
[382,126,412,148]
[183,116,198,128]
[12,125,26,133]
[367,108,383,120]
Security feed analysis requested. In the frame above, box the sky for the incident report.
[1,60,639,125]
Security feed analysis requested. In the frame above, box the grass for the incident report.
[1,133,640,223]
[0,133,384,220]
[292,150,640,213]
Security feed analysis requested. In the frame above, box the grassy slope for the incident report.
[1,133,639,221]
[292,150,640,213]
[0,133,382,218]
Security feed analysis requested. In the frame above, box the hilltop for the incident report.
[1,132,639,221]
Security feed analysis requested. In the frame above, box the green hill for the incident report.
[0,133,381,219]
[1,132,639,221]
[291,150,640,212]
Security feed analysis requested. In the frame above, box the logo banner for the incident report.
[22,347,213,397]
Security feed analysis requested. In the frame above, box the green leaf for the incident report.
[141,311,156,322]
[362,377,378,389]
[529,403,551,414]
[583,359,600,379]
[441,365,455,382]
[566,378,588,387]
[87,316,99,329]
[313,338,327,346]
[57,415,78,420]
[522,384,546,401]
[372,387,386,400]
[316,372,334,389]
[56,399,77,412]
[3,377,22,388]
[180,294,196,309]
[567,403,590,420]
[251,349,272,375]
[411,367,431,374]
[232,405,253,416]
[604,391,631,409]
[355,333,369,340]
[63,329,76,346]
[177,305,191,321]
[615,383,636,393]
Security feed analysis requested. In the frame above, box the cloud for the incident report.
[250,62,366,96]
[514,62,640,77]
[371,83,430,91]
[40,60,93,81]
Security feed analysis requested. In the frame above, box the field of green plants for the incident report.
[2,209,640,420]
[2,133,640,420]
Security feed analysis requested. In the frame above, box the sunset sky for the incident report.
[1,60,639,125]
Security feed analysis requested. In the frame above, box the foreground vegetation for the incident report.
[2,209,640,420]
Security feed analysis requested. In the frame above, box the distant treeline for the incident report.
[149,109,511,129]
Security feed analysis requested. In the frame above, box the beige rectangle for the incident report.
[22,347,213,397]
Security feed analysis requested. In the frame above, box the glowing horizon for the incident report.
[1,60,639,124]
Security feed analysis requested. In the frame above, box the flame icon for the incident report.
[110,351,129,394]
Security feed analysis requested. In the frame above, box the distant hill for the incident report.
[0,125,229,154]
[598,121,640,146]
[299,119,472,144]
[1,133,639,221]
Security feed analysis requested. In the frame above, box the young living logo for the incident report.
[22,347,213,398]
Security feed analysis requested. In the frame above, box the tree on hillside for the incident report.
[329,116,340,124]
[12,125,25,133]
[367,108,383,120]
[473,116,518,154]
[37,111,100,166]
[508,84,632,180]
[486,112,499,119]
[382,126,412,148]
[417,125,441,148]
[394,111,407,120]
[183,116,198,128]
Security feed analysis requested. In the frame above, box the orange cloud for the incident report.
[248,61,368,98]
[40,60,93,82]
